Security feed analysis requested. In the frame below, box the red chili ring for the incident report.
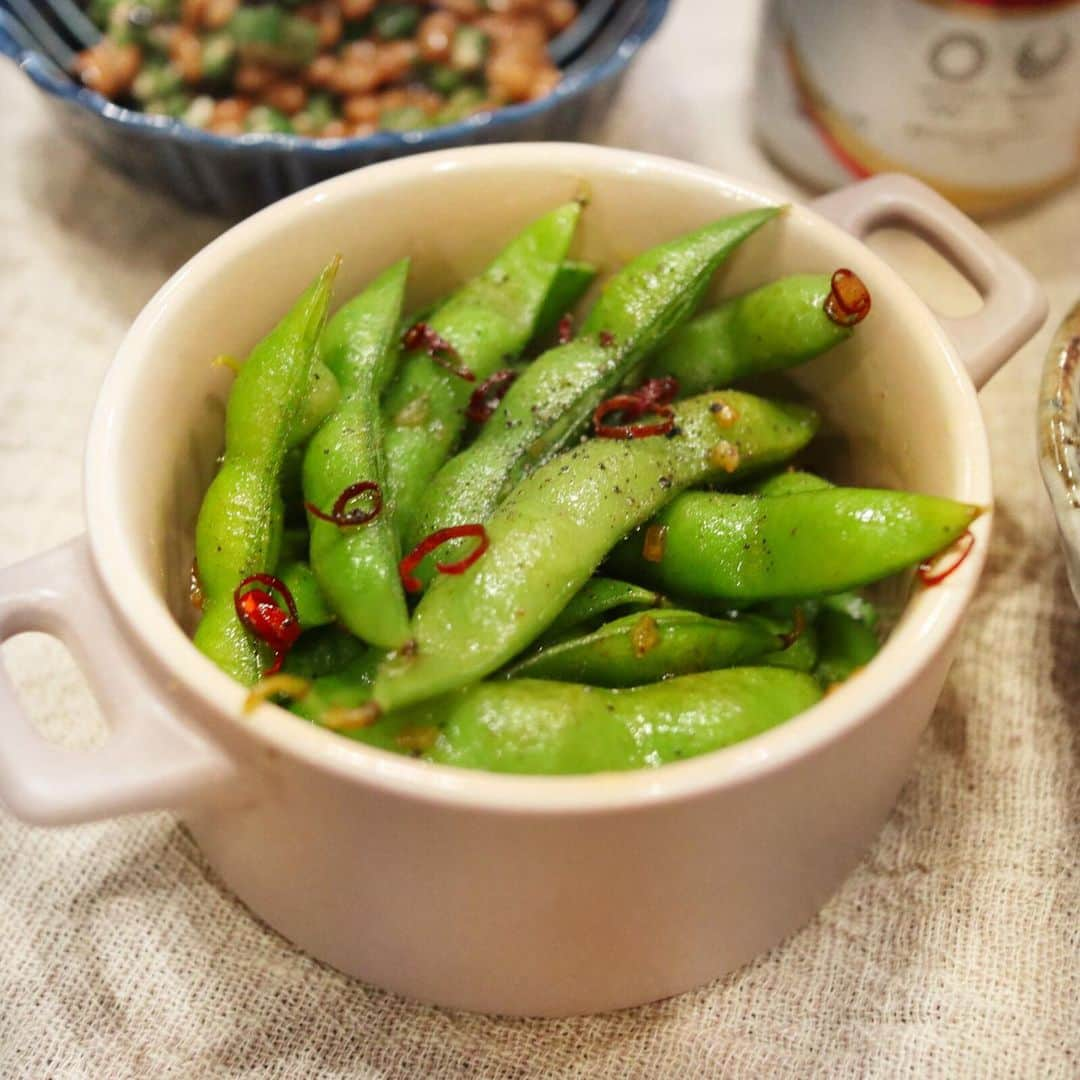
[557,314,575,345]
[593,394,675,440]
[403,322,475,381]
[824,268,872,327]
[234,574,302,676]
[399,524,490,593]
[466,369,518,423]
[403,321,458,357]
[918,530,975,586]
[305,481,383,528]
[429,352,476,382]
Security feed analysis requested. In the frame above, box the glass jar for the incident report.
[754,0,1080,216]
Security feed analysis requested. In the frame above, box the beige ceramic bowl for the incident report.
[0,146,1046,1016]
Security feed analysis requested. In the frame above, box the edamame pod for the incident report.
[374,390,819,710]
[383,204,581,534]
[302,260,411,648]
[533,259,597,342]
[407,210,780,560]
[394,254,588,343]
[297,667,822,773]
[761,621,819,672]
[277,559,334,629]
[744,469,831,496]
[645,274,854,395]
[609,488,979,601]
[814,607,880,687]
[422,668,823,774]
[282,626,370,681]
[542,577,662,642]
[582,209,781,342]
[503,608,781,687]
[820,590,879,629]
[194,257,339,683]
[290,359,341,448]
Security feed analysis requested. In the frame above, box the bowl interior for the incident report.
[86,147,991,790]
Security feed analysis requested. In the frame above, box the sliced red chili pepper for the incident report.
[399,524,490,593]
[305,480,382,528]
[234,573,302,676]
[918,530,975,586]
[593,394,675,440]
[557,314,574,345]
[824,268,871,327]
[429,351,476,381]
[402,321,458,358]
[403,322,475,382]
[466,369,518,423]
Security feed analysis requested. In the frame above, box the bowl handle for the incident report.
[811,174,1048,390]
[0,537,237,825]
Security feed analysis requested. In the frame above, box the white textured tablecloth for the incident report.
[2,1,1078,1075]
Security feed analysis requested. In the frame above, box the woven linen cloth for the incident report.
[1,1,1078,1073]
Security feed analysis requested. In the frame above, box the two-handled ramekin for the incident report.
[0,146,1046,1017]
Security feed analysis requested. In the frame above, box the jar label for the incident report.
[756,0,1080,212]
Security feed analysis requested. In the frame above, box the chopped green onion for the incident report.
[424,63,466,96]
[230,6,319,69]
[201,32,236,82]
[379,105,431,132]
[132,59,182,102]
[246,105,295,133]
[450,25,489,73]
[373,4,421,40]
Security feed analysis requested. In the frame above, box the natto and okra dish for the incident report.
[190,201,979,775]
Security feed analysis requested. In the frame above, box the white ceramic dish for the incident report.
[0,146,1046,1017]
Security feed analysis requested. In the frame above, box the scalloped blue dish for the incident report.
[1,0,669,216]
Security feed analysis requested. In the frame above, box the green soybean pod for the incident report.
[424,668,823,774]
[814,607,880,687]
[645,273,857,395]
[403,335,613,559]
[761,621,819,672]
[744,469,832,496]
[406,210,780,562]
[396,260,594,358]
[502,608,781,687]
[276,559,334,629]
[194,257,339,683]
[374,390,819,711]
[609,488,980,602]
[302,259,412,649]
[532,259,597,340]
[300,667,821,774]
[541,577,662,642]
[290,359,341,448]
[282,626,370,681]
[382,203,582,535]
[820,590,879,629]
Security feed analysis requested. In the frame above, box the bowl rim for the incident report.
[84,143,993,814]
[1038,303,1080,577]
[5,0,669,155]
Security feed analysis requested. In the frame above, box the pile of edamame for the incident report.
[192,203,979,775]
